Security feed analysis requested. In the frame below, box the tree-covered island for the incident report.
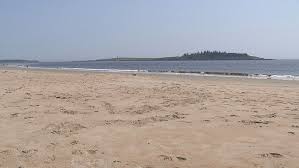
[97,51,269,61]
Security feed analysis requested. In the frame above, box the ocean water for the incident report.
[28,60,299,80]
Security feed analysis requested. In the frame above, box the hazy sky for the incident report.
[0,0,298,61]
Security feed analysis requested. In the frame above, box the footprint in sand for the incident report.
[87,149,98,155]
[102,114,185,127]
[229,114,239,117]
[70,140,79,145]
[18,148,38,158]
[60,108,78,115]
[72,149,83,155]
[239,120,271,125]
[10,113,20,118]
[102,102,116,114]
[159,155,173,161]
[253,113,277,118]
[44,122,86,136]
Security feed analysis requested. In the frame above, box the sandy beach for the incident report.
[0,68,299,168]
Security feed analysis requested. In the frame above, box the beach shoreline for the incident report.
[1,68,299,167]
[2,65,299,82]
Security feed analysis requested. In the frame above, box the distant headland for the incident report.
[0,60,39,63]
[97,51,270,61]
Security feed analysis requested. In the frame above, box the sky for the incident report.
[0,0,299,61]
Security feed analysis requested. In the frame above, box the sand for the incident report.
[0,68,299,168]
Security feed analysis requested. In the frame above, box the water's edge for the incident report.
[5,64,299,81]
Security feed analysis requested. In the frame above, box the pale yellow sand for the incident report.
[0,69,299,168]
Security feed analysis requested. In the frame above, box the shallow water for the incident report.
[31,60,299,76]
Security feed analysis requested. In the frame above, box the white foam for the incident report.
[20,66,147,73]
[60,67,143,72]
[270,75,299,81]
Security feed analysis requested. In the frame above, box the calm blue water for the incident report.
[31,60,299,76]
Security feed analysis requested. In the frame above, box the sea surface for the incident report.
[24,60,299,80]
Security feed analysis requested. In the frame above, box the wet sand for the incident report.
[0,68,299,168]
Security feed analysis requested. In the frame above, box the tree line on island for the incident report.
[97,51,269,61]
